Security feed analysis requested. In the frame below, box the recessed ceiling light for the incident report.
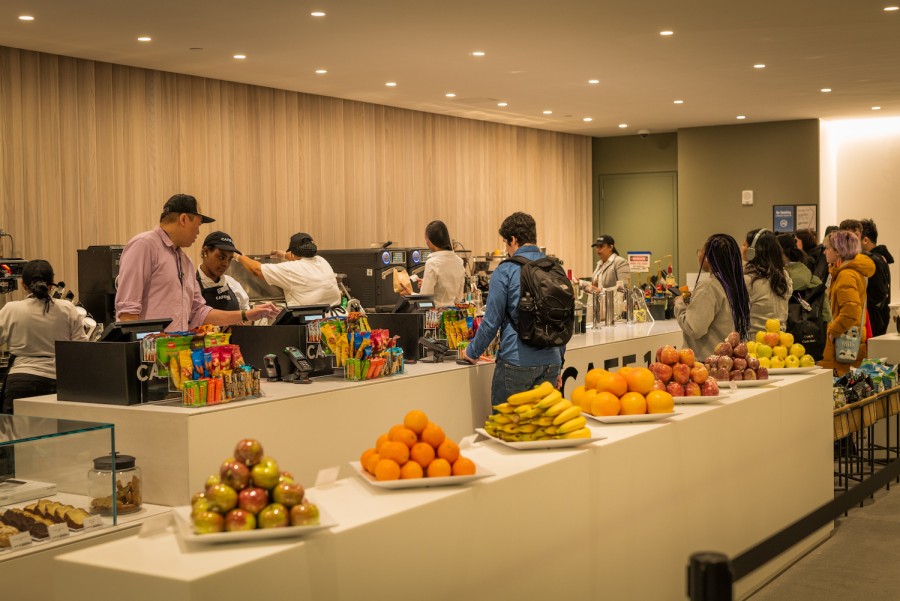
[18,15,34,21]
[386,82,397,87]
[445,93,456,98]
[542,110,553,115]
[674,99,684,104]
[233,54,246,60]
[588,79,600,85]
[872,106,882,110]
[659,30,674,36]
[310,11,326,17]
[137,36,152,42]
[821,88,832,93]
[618,123,627,128]
[583,117,593,122]
[315,69,327,74]
[497,102,508,107]
[754,64,766,69]
[884,6,899,11]
[471,51,485,57]
[737,115,747,120]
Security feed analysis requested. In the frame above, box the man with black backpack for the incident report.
[463,212,573,407]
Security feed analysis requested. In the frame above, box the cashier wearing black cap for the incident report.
[235,232,341,307]
[196,231,251,312]
[583,234,630,292]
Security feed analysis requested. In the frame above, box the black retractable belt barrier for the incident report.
[688,451,900,601]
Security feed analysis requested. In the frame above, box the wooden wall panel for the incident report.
[0,45,593,295]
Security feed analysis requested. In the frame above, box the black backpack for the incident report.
[502,255,575,348]
[786,282,827,360]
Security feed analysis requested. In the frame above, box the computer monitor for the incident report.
[272,304,332,325]
[98,318,173,342]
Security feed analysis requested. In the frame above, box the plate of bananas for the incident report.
[584,412,678,424]
[478,381,605,449]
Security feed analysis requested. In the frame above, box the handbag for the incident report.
[835,298,867,364]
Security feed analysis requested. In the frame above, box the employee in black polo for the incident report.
[196,231,251,313]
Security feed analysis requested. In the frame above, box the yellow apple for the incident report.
[756,331,766,344]
[766,318,782,333]
[772,345,788,359]
[758,356,771,369]
[779,332,794,348]
[799,354,815,367]
[756,344,773,359]
[747,341,759,355]
[770,356,785,369]
[785,355,800,368]
[789,343,805,358]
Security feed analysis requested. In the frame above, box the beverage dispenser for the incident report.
[318,249,408,312]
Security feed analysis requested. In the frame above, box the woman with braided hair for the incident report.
[0,260,87,414]
[674,234,751,360]
[742,228,793,333]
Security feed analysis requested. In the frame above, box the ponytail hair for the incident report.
[22,259,55,314]
[699,234,750,341]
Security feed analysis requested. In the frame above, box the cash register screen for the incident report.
[417,302,434,308]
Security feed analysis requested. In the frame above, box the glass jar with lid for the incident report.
[87,452,142,515]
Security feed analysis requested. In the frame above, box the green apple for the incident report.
[756,344,773,359]
[257,503,290,528]
[193,511,224,534]
[251,457,281,489]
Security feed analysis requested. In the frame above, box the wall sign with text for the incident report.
[773,204,817,233]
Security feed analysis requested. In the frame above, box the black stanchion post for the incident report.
[688,552,733,601]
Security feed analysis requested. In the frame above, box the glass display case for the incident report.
[0,415,116,558]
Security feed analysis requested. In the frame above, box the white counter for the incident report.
[16,322,684,506]
[51,370,834,601]
[867,332,900,364]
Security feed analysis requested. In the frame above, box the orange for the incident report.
[375,433,390,452]
[452,456,476,476]
[590,391,620,416]
[389,426,418,449]
[410,442,436,468]
[365,452,381,475]
[421,423,446,449]
[379,441,410,465]
[360,448,377,471]
[618,366,634,377]
[437,439,460,463]
[403,410,429,435]
[374,459,401,481]
[594,372,627,397]
[572,386,597,413]
[646,390,675,414]
[584,368,609,391]
[427,458,452,478]
[399,461,424,479]
[619,392,647,415]
[624,367,655,395]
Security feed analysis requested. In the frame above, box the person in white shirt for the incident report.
[412,220,466,307]
[196,231,251,312]
[584,234,630,292]
[235,232,341,308]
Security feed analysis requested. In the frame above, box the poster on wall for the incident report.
[627,251,651,273]
[795,205,817,231]
[773,205,796,233]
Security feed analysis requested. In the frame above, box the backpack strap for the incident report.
[500,255,529,326]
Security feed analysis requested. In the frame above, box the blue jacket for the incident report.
[465,245,565,367]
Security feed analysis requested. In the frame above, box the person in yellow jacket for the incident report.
[818,230,876,376]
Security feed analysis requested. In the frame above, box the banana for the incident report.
[514,403,535,415]
[491,413,512,425]
[556,415,587,434]
[544,425,559,435]
[501,423,519,434]
[535,389,563,409]
[483,423,497,436]
[518,433,537,442]
[552,405,583,426]
[508,413,521,424]
[545,398,573,417]
[506,381,554,406]
[559,427,592,439]
[534,416,554,427]
[495,403,515,414]
[517,424,539,434]
[517,407,542,420]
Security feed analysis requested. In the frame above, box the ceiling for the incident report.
[2,0,899,137]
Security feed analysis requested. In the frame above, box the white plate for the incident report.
[474,428,604,450]
[726,377,783,388]
[766,367,820,374]
[350,461,493,488]
[673,394,728,404]
[173,504,335,544]
[584,412,678,424]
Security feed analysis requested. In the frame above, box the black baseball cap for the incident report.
[288,232,314,254]
[592,235,615,247]
[202,231,241,254]
[161,194,215,224]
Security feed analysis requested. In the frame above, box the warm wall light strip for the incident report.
[18,15,35,21]
[137,36,152,42]
[311,11,326,17]
[872,106,882,110]
[471,51,485,56]
[821,88,832,93]
[497,102,508,107]
[386,82,397,87]
[884,6,899,11]
[542,110,553,115]
[618,123,627,128]
[445,93,456,98]
[660,30,674,36]
[583,117,593,122]
[674,99,684,104]
[737,115,747,120]
[233,54,247,60]
[315,69,327,74]
[754,64,766,69]
[588,79,599,84]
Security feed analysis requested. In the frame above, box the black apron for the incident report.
[197,273,240,311]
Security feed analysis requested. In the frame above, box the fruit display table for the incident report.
[16,321,684,507]
[49,370,833,601]
[867,332,900,364]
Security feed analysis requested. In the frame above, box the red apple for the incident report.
[729,369,744,381]
[224,508,256,531]
[652,379,667,392]
[732,357,747,372]
[278,471,295,484]
[701,379,720,396]
[205,474,221,490]
[685,382,702,396]
[290,502,320,526]
[690,364,709,384]
[743,368,757,380]
[672,363,691,385]
[678,348,695,367]
[763,331,780,347]
[733,343,749,358]
[272,482,305,508]
[234,439,264,467]
[666,381,685,397]
[238,487,269,515]
[747,356,760,371]
[756,367,769,380]
[257,503,290,529]
[649,362,673,383]
[659,345,680,366]
[716,367,731,381]
[206,483,238,513]
[714,341,733,357]
[717,355,734,372]
[193,511,224,535]
[220,459,251,491]
[726,331,741,348]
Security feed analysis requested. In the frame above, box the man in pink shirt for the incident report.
[115,194,278,331]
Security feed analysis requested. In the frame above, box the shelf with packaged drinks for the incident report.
[47,369,833,601]
[15,321,685,507]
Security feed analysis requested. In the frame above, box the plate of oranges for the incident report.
[584,412,679,424]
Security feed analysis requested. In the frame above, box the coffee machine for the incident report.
[77,245,125,325]
[318,248,408,312]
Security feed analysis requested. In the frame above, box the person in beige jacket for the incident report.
[674,234,751,360]
[742,229,793,332]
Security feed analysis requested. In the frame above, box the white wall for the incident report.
[820,117,900,310]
